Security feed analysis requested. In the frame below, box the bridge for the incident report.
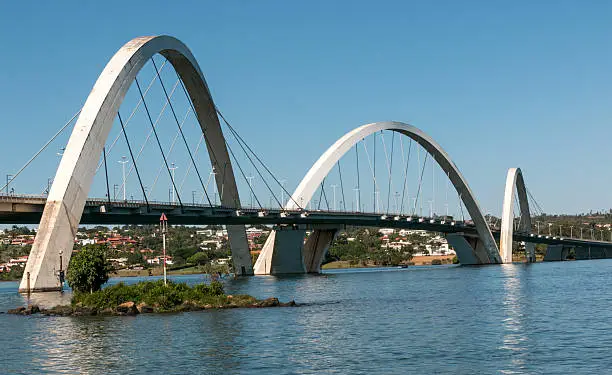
[5,35,610,292]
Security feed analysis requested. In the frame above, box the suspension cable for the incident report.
[223,120,283,209]
[413,152,429,216]
[151,59,213,207]
[225,140,263,209]
[95,60,168,173]
[385,131,395,215]
[103,146,111,206]
[150,106,192,195]
[134,77,183,208]
[362,141,383,212]
[117,112,149,209]
[216,110,298,210]
[356,143,361,212]
[1,109,81,192]
[337,160,347,211]
[399,140,412,214]
[122,78,181,195]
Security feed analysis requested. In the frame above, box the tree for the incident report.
[126,251,145,266]
[187,252,209,265]
[66,245,112,293]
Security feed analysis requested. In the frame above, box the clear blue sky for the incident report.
[0,1,611,215]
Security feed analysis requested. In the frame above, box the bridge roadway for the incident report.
[0,194,609,249]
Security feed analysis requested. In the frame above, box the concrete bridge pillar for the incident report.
[303,228,338,273]
[254,225,339,275]
[446,233,492,265]
[254,226,307,274]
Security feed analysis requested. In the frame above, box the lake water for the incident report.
[2,260,612,374]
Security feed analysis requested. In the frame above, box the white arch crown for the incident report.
[20,36,251,292]
[255,121,501,275]
[500,168,534,263]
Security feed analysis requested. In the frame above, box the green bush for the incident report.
[431,259,442,265]
[452,256,459,264]
[67,245,112,293]
[72,279,227,310]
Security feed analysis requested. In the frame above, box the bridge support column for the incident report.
[227,225,253,276]
[254,226,306,275]
[446,233,490,265]
[303,228,338,273]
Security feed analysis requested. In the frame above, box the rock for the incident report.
[27,305,40,314]
[73,306,96,316]
[203,304,213,309]
[136,302,154,314]
[227,295,233,299]
[41,305,73,316]
[7,306,26,314]
[259,297,280,308]
[280,300,297,307]
[116,301,139,315]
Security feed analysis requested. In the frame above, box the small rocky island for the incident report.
[8,280,296,316]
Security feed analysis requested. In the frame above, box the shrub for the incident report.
[67,245,112,293]
[431,259,442,265]
[452,256,459,264]
[72,279,227,310]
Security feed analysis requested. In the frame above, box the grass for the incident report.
[71,280,251,311]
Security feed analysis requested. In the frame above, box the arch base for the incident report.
[446,233,492,265]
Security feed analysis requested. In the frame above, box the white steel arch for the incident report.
[20,36,251,292]
[255,121,501,274]
[500,168,535,263]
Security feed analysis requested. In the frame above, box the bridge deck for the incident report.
[0,194,609,248]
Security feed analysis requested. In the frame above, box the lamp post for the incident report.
[118,156,129,201]
[5,174,12,195]
[353,188,360,212]
[570,226,574,238]
[536,221,541,235]
[169,163,178,203]
[580,227,584,239]
[548,223,552,236]
[246,176,255,208]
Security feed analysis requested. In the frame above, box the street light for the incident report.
[548,223,552,236]
[118,156,129,201]
[5,174,14,195]
[570,226,574,238]
[169,163,178,203]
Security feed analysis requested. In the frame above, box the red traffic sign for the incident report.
[159,213,168,222]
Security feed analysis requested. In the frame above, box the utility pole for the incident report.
[559,225,562,236]
[169,163,178,204]
[160,213,168,286]
[118,156,129,201]
[246,175,255,208]
[548,223,552,236]
[570,226,574,238]
[330,184,338,211]
[580,227,584,239]
[536,221,541,235]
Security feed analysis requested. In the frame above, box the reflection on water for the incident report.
[499,264,529,374]
[3,261,612,374]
